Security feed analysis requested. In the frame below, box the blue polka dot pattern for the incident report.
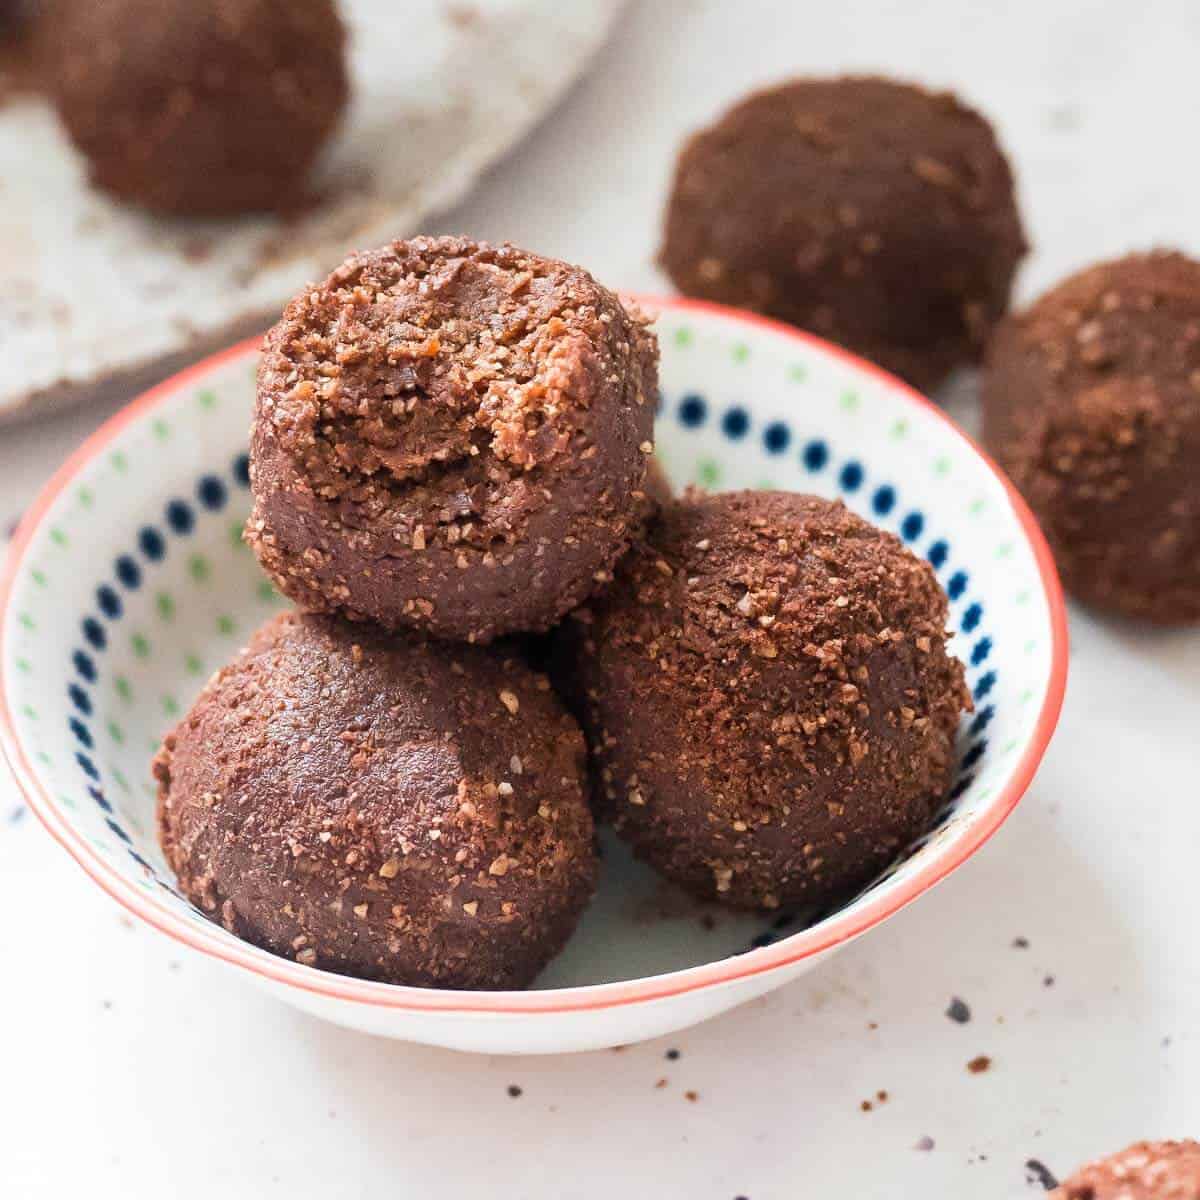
[165,499,195,535]
[196,475,228,511]
[106,818,131,844]
[970,705,995,734]
[900,512,925,542]
[947,571,968,601]
[803,440,829,471]
[961,602,983,633]
[971,636,993,667]
[679,395,706,427]
[96,584,122,619]
[974,670,997,700]
[82,617,106,651]
[115,555,142,589]
[961,741,987,770]
[64,451,278,878]
[872,485,896,516]
[138,526,166,561]
[763,423,791,454]
[722,408,749,439]
[927,540,949,570]
[839,462,864,492]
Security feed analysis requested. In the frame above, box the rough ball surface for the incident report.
[554,490,970,912]
[45,0,348,215]
[248,236,659,643]
[1052,1140,1200,1200]
[984,251,1200,623]
[660,76,1026,391]
[155,611,597,990]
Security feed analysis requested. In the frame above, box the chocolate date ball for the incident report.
[154,611,597,990]
[45,0,348,215]
[983,252,1200,623]
[248,236,659,643]
[553,490,970,911]
[660,77,1026,391]
[1052,1140,1200,1200]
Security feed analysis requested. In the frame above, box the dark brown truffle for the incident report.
[553,490,970,911]
[983,251,1200,623]
[154,611,596,990]
[1052,1140,1200,1199]
[44,0,348,215]
[248,236,659,643]
[660,77,1026,391]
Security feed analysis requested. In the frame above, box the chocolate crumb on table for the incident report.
[966,1055,992,1074]
[1025,1159,1060,1190]
[506,1085,522,1099]
[946,996,972,1023]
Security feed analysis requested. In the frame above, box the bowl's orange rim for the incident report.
[0,295,1069,1017]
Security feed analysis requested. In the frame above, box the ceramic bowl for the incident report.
[0,298,1067,1054]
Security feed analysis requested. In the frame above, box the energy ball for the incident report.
[983,252,1200,623]
[553,490,970,912]
[44,0,348,215]
[154,611,597,990]
[1052,1140,1200,1199]
[660,77,1026,391]
[248,236,659,643]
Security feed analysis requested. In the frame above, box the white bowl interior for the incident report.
[2,304,1058,994]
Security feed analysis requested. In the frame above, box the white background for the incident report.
[3,2,1199,1196]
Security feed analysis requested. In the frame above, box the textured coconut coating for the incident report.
[248,236,659,643]
[155,611,597,990]
[553,490,970,912]
[660,76,1026,391]
[1053,1140,1200,1200]
[44,0,348,215]
[984,252,1200,623]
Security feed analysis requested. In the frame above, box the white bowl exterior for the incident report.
[253,953,830,1054]
[1,303,1061,1052]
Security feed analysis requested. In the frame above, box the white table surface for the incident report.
[3,2,1199,1195]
